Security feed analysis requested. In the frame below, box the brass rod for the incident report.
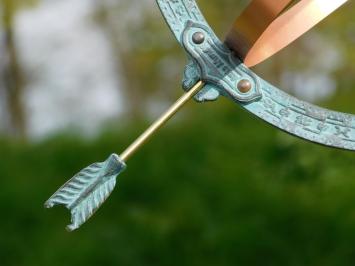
[120,81,205,162]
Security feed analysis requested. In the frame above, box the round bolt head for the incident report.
[237,79,252,93]
[192,32,205,44]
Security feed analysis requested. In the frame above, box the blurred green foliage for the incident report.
[1,95,355,265]
[1,0,355,265]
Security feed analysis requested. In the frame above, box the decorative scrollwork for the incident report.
[157,0,355,150]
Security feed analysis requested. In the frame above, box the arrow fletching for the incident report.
[45,154,126,231]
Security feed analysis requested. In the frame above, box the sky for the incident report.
[16,0,123,138]
[9,0,345,139]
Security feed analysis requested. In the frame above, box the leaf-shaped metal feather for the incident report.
[45,154,126,231]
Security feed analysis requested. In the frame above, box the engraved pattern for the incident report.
[182,21,262,102]
[157,0,220,102]
[157,0,262,102]
[243,79,355,150]
[157,0,207,44]
[157,0,355,150]
[45,154,126,231]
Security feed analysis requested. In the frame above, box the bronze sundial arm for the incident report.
[45,0,351,231]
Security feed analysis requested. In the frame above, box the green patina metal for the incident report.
[45,154,126,231]
[46,0,354,231]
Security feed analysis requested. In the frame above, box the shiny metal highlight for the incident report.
[120,81,205,162]
[225,0,348,67]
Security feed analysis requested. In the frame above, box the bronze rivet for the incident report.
[192,32,205,44]
[237,79,252,93]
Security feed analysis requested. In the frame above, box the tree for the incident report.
[0,0,26,138]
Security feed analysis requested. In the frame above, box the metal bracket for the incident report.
[45,0,355,232]
[182,21,262,103]
[157,0,355,151]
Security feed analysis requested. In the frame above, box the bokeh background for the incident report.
[0,0,355,265]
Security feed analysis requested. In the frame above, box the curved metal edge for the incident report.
[242,78,355,151]
[182,21,263,103]
[157,0,355,151]
[156,0,221,102]
[181,15,355,151]
[156,0,207,46]
[225,0,348,67]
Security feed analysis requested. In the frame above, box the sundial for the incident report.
[45,0,350,231]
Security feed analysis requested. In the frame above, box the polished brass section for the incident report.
[237,79,252,93]
[225,0,293,62]
[225,0,348,67]
[120,81,205,162]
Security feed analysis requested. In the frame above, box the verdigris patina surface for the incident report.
[46,0,352,231]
